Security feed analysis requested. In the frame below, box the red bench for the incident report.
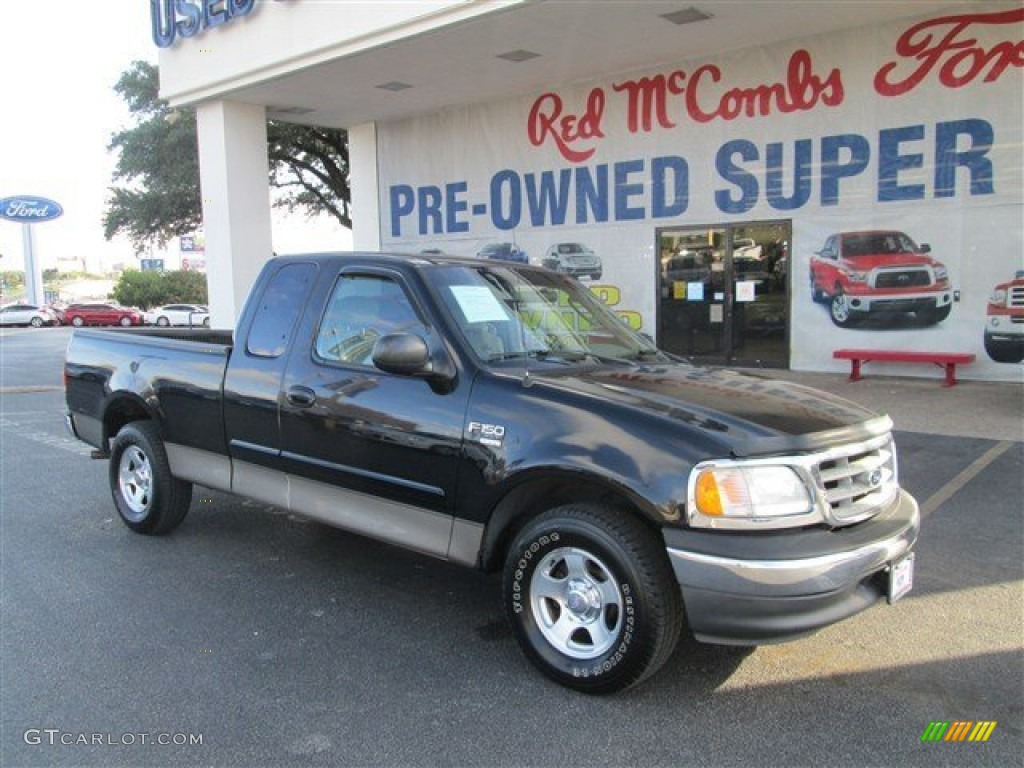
[833,349,976,387]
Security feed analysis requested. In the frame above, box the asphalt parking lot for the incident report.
[1,326,1021,767]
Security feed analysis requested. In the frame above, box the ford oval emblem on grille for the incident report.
[868,469,883,487]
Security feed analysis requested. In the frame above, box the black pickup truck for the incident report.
[65,252,919,693]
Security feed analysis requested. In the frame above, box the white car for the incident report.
[541,243,603,280]
[733,238,763,260]
[0,303,58,328]
[143,304,210,327]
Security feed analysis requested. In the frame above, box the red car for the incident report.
[64,302,144,327]
[984,271,1024,363]
[809,230,953,328]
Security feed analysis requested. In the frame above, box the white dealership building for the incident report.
[155,0,1023,380]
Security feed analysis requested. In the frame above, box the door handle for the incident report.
[285,386,317,408]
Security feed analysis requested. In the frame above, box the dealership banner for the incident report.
[378,5,1023,379]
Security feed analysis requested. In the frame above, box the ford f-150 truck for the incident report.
[65,252,919,693]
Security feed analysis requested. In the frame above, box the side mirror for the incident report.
[372,332,456,391]
[919,243,931,254]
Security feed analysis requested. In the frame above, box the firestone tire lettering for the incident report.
[502,503,682,694]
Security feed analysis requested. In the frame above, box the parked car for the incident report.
[478,242,528,263]
[64,302,144,327]
[542,242,603,280]
[983,271,1024,363]
[144,304,210,327]
[809,230,953,328]
[0,303,59,327]
[733,238,763,261]
[661,247,715,284]
[66,252,919,694]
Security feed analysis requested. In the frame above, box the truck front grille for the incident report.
[812,434,899,525]
[873,269,932,289]
[1009,286,1024,308]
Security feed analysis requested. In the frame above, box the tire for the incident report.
[202,317,210,327]
[916,304,952,325]
[809,276,826,304]
[71,316,84,327]
[984,333,1024,363]
[119,316,133,327]
[829,291,861,328]
[109,421,192,535]
[503,503,683,694]
[156,316,170,327]
[30,316,44,328]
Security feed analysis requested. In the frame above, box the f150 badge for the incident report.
[467,421,506,447]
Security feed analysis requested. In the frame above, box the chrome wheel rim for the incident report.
[529,546,623,659]
[118,446,153,521]
[831,294,850,323]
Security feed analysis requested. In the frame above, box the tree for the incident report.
[104,61,350,253]
[109,269,208,309]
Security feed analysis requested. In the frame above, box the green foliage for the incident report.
[1,270,25,289]
[268,122,351,228]
[109,269,208,309]
[104,61,350,254]
[103,62,202,253]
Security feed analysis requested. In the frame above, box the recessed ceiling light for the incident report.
[497,49,541,63]
[375,81,413,91]
[660,7,712,25]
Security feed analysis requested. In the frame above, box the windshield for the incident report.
[842,232,919,256]
[426,264,662,365]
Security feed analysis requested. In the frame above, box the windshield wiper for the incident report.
[487,349,592,364]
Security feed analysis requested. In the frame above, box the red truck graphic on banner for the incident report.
[984,271,1024,363]
[809,230,953,328]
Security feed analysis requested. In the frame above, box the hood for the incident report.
[531,363,888,457]
[843,253,938,270]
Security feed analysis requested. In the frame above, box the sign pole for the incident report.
[22,222,44,306]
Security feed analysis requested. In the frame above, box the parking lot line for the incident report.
[919,440,1014,518]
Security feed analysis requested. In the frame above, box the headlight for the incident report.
[846,270,868,283]
[933,265,949,281]
[989,288,1007,306]
[688,463,818,530]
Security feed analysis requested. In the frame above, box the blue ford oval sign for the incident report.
[0,196,64,223]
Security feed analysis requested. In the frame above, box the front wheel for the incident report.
[119,316,133,327]
[503,503,683,694]
[71,316,84,327]
[156,316,170,327]
[829,291,862,328]
[109,421,192,534]
[30,316,44,328]
[916,304,952,325]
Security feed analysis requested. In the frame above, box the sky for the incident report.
[0,1,349,278]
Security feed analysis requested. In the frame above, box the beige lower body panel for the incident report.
[165,444,482,565]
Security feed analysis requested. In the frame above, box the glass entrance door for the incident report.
[658,222,790,367]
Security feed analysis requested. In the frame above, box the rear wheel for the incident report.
[71,316,84,327]
[109,421,192,534]
[503,503,683,694]
[30,316,44,328]
[156,316,170,327]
